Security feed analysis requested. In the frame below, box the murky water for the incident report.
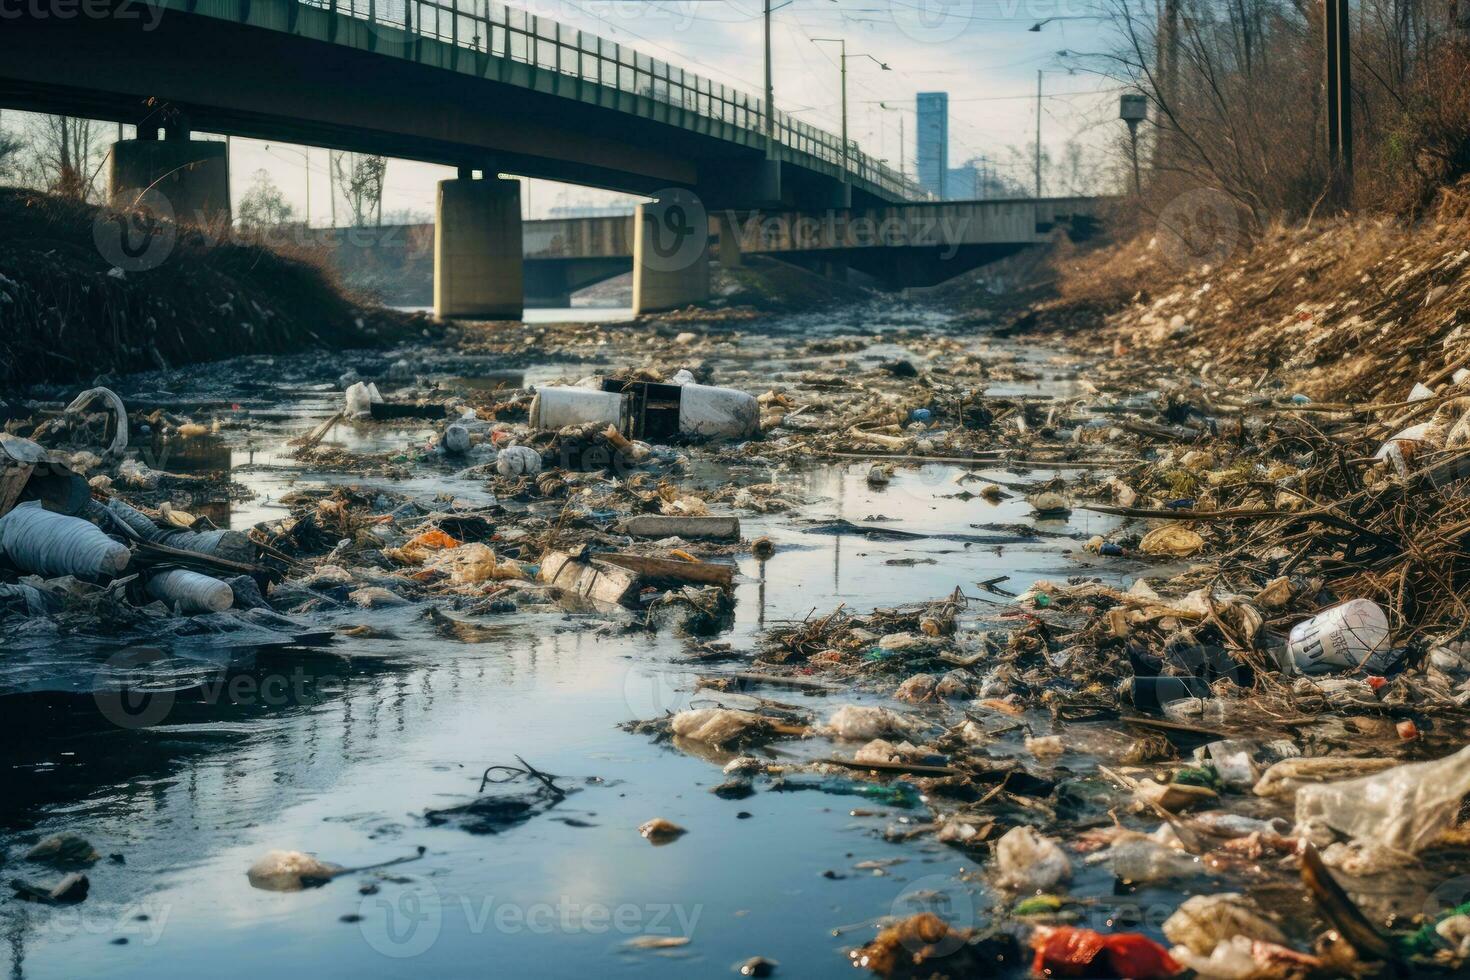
[0,309,1138,978]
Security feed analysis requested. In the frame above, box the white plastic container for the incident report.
[146,568,234,614]
[1286,598,1393,674]
[529,387,624,430]
[0,500,130,579]
[677,383,759,439]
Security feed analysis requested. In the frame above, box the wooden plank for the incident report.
[597,552,735,588]
[621,515,740,541]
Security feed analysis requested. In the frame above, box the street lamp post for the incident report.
[1035,69,1042,197]
[811,38,890,177]
[877,102,911,181]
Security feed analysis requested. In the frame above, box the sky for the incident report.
[5,0,1122,223]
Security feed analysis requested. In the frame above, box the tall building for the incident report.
[916,92,948,200]
[947,161,979,200]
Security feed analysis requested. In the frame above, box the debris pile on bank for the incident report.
[0,188,419,387]
[995,207,1470,405]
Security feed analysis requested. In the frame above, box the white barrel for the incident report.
[146,569,234,614]
[678,383,759,439]
[0,500,130,578]
[1287,598,1392,674]
[529,387,624,430]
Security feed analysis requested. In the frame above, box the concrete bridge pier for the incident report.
[632,191,710,314]
[434,172,524,321]
[109,125,230,229]
[715,212,743,269]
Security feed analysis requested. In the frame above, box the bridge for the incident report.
[0,0,946,316]
[326,197,1108,306]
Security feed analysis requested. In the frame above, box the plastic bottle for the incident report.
[1129,675,1213,713]
[1286,598,1393,674]
[146,569,234,614]
[1107,838,1203,883]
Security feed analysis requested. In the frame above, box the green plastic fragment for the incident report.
[1172,765,1220,789]
[1397,899,1470,957]
[1013,895,1064,916]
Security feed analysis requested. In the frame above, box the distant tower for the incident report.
[916,92,948,200]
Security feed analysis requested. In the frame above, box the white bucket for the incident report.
[1286,598,1393,674]
[529,387,624,430]
[678,383,759,439]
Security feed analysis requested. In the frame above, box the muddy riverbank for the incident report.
[2,301,1468,978]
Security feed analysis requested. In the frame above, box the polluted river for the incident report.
[2,301,1469,979]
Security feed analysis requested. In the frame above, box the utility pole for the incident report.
[1035,69,1043,197]
[1324,0,1353,206]
[839,40,848,173]
[764,0,774,150]
[812,39,890,177]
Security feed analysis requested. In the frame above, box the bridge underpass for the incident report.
[324,197,1108,308]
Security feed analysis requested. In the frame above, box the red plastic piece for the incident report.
[1030,926,1179,978]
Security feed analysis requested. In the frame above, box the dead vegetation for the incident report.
[0,188,418,386]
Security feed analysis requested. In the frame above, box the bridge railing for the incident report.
[301,0,929,199]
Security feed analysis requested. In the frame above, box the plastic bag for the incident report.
[821,704,917,741]
[1294,744,1470,867]
[496,445,542,477]
[246,850,343,892]
[670,708,767,747]
[1163,894,1286,956]
[1029,926,1178,979]
[1140,525,1205,557]
[995,826,1071,891]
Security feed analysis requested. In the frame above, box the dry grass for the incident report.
[1027,195,1470,404]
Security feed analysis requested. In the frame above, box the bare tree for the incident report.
[1083,0,1470,221]
[331,152,386,227]
[237,168,296,230]
[22,115,107,201]
[0,128,23,181]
